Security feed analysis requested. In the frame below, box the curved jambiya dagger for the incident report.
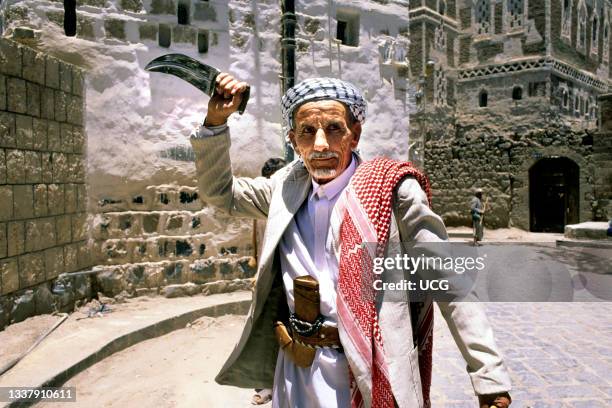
[145,53,250,115]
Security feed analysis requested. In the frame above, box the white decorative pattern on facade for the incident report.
[506,0,525,31]
[475,0,492,35]
[458,57,609,92]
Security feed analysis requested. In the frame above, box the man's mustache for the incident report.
[308,152,339,160]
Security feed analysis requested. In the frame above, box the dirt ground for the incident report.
[36,314,267,408]
[0,314,61,372]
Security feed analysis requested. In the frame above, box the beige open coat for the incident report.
[191,128,512,408]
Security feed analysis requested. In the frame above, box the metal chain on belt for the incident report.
[288,313,325,337]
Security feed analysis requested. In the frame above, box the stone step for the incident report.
[564,222,611,240]
[93,234,253,265]
[92,257,258,296]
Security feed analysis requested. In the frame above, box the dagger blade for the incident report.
[145,53,250,114]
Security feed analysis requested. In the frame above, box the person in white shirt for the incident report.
[191,73,512,408]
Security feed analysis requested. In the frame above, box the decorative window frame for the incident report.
[591,7,600,56]
[573,89,581,116]
[603,13,610,63]
[577,0,588,53]
[561,0,572,40]
[558,83,570,110]
[434,67,447,106]
[473,0,493,37]
[504,0,527,33]
[434,25,447,50]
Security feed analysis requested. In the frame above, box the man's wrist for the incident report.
[204,115,228,127]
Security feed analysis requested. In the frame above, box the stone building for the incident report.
[408,0,612,231]
[0,0,413,327]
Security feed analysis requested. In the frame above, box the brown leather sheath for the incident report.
[273,276,323,368]
[293,275,320,322]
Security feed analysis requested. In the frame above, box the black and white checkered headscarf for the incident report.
[281,77,367,136]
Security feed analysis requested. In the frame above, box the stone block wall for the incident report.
[420,104,596,230]
[593,94,612,220]
[0,38,93,327]
[89,182,257,298]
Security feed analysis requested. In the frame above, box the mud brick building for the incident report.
[408,0,612,231]
[0,0,414,327]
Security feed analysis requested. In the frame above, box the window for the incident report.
[562,89,569,109]
[64,0,77,36]
[562,0,572,39]
[434,68,447,106]
[479,90,488,107]
[159,24,171,48]
[591,11,600,55]
[438,0,447,15]
[577,1,587,51]
[475,0,492,35]
[435,26,446,50]
[574,93,580,115]
[335,9,360,47]
[507,0,524,30]
[604,20,610,62]
[198,30,209,53]
[512,86,523,100]
[177,0,191,25]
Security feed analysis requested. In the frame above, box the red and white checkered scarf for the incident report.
[333,157,434,408]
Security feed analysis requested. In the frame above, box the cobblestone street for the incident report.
[431,302,612,407]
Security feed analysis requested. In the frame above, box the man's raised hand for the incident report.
[205,73,249,126]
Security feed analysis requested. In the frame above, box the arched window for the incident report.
[475,0,492,35]
[591,11,600,55]
[574,93,580,115]
[562,89,569,109]
[512,86,523,100]
[577,1,587,51]
[604,19,610,62]
[439,0,447,15]
[562,0,572,38]
[479,90,488,107]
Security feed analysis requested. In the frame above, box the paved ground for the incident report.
[431,302,612,407]
[32,302,612,407]
[1,229,607,407]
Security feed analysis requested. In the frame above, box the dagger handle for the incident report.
[237,85,250,115]
[211,84,250,115]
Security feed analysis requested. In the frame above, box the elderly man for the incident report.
[190,74,512,408]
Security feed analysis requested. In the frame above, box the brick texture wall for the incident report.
[0,39,90,297]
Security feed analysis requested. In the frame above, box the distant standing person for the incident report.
[471,188,485,245]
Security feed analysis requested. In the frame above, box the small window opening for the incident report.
[479,90,488,107]
[159,24,171,48]
[64,0,77,36]
[177,0,191,25]
[198,30,209,53]
[335,9,360,47]
[439,0,446,15]
[512,86,523,100]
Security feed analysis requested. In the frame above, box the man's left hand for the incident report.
[478,392,511,408]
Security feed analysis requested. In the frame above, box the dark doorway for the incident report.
[529,157,579,232]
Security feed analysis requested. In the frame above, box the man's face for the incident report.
[289,100,361,184]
